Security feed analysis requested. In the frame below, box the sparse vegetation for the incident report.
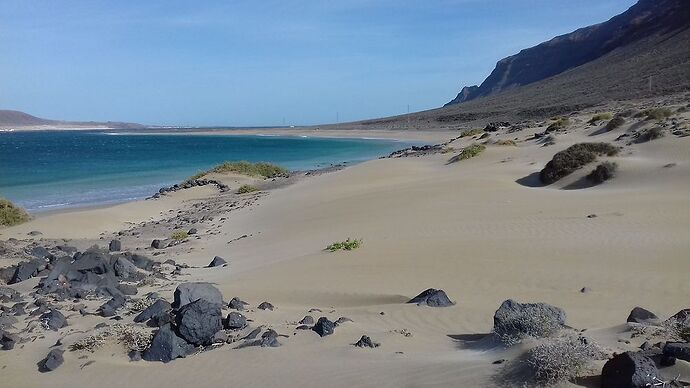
[605,116,626,131]
[326,238,362,252]
[587,161,618,184]
[0,198,29,227]
[635,108,674,121]
[540,143,620,184]
[546,117,570,132]
[526,335,606,385]
[634,127,664,143]
[460,128,484,138]
[70,324,153,353]
[448,144,486,163]
[170,230,189,241]
[618,109,638,118]
[589,113,612,124]
[494,308,565,346]
[493,139,517,146]
[237,184,259,194]
[211,161,288,178]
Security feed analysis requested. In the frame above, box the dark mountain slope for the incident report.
[0,109,144,129]
[445,0,690,105]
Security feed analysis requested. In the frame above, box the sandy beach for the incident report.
[1,103,689,387]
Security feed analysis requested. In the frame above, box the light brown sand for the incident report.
[1,109,690,387]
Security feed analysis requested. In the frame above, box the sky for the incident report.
[0,0,636,127]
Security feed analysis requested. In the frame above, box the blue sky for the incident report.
[0,0,635,126]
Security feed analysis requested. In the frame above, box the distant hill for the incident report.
[0,109,144,129]
[445,0,690,106]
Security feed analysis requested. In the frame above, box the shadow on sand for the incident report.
[515,172,545,188]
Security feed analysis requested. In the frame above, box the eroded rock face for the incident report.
[601,351,658,388]
[407,288,454,307]
[143,324,194,363]
[175,299,222,346]
[172,282,223,309]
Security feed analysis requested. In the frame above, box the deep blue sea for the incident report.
[0,131,414,212]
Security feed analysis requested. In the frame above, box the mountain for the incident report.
[445,0,690,106]
[0,109,144,129]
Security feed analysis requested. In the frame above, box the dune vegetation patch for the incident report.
[460,128,484,138]
[634,127,664,143]
[604,116,626,131]
[588,113,612,124]
[0,198,29,227]
[525,335,606,385]
[546,117,570,132]
[540,143,619,184]
[236,184,259,194]
[448,144,486,163]
[188,161,288,181]
[326,238,362,252]
[635,108,674,121]
[170,230,189,241]
[587,161,618,184]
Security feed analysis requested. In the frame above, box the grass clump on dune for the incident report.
[236,184,259,194]
[0,198,29,227]
[170,230,189,241]
[448,144,486,164]
[525,335,606,385]
[634,127,664,143]
[588,113,612,124]
[211,161,288,178]
[326,238,362,252]
[546,117,570,132]
[460,128,484,138]
[604,116,626,131]
[587,162,618,184]
[539,143,619,184]
[635,108,674,121]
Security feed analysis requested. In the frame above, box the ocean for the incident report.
[0,130,414,212]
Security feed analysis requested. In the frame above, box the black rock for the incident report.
[30,246,52,259]
[208,256,227,267]
[0,330,19,350]
[38,348,64,372]
[601,351,659,388]
[109,239,122,252]
[0,287,21,303]
[407,288,454,307]
[10,259,44,284]
[142,324,194,363]
[175,299,223,346]
[128,350,142,362]
[228,297,248,311]
[225,312,247,330]
[113,257,139,279]
[312,317,335,337]
[40,309,67,331]
[0,312,18,330]
[258,329,280,347]
[493,299,566,339]
[663,342,690,362]
[99,296,126,317]
[627,307,659,324]
[257,302,274,311]
[666,309,690,328]
[134,299,172,324]
[117,284,138,296]
[335,317,353,326]
[9,302,27,316]
[172,282,224,309]
[187,228,198,235]
[299,315,315,325]
[354,335,379,348]
[151,239,167,249]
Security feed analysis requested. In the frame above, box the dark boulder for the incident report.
[257,302,274,311]
[187,228,198,235]
[666,309,690,328]
[225,312,247,330]
[354,335,380,348]
[109,239,122,252]
[627,307,659,324]
[172,282,223,309]
[228,297,248,310]
[99,295,126,317]
[151,239,167,249]
[1,330,19,350]
[335,317,353,326]
[38,348,64,372]
[142,324,194,363]
[208,256,227,267]
[407,288,454,307]
[493,299,566,340]
[175,299,223,346]
[40,310,67,331]
[601,351,658,388]
[73,251,110,274]
[299,316,315,325]
[312,317,335,337]
[663,342,690,362]
[0,287,21,303]
[117,284,138,296]
[0,313,18,330]
[30,246,52,259]
[113,257,139,279]
[10,259,44,284]
[134,299,172,324]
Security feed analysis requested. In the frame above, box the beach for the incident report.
[2,105,690,387]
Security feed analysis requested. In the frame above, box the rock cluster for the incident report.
[149,179,230,200]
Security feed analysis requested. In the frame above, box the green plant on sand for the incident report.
[326,238,362,252]
[0,198,29,227]
[170,230,189,241]
[588,113,612,124]
[546,117,570,132]
[448,144,486,163]
[186,161,288,182]
[237,184,259,194]
[460,128,484,138]
[539,143,619,184]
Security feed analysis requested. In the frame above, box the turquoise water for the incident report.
[0,131,413,212]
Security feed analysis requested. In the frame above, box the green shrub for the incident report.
[546,117,570,132]
[605,116,626,131]
[634,127,664,143]
[211,161,288,178]
[448,144,486,163]
[237,184,258,194]
[540,143,619,184]
[526,335,606,385]
[589,113,612,124]
[460,128,484,138]
[170,230,189,241]
[635,108,673,121]
[326,238,362,252]
[0,198,29,227]
[587,162,618,184]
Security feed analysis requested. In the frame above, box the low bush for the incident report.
[212,161,288,178]
[634,127,664,143]
[589,113,612,124]
[70,324,153,353]
[587,162,618,184]
[326,238,362,252]
[526,335,606,385]
[605,116,626,131]
[170,230,189,241]
[635,108,673,121]
[546,117,570,132]
[540,143,619,184]
[0,198,29,227]
[460,128,484,138]
[448,144,486,163]
[237,184,259,194]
